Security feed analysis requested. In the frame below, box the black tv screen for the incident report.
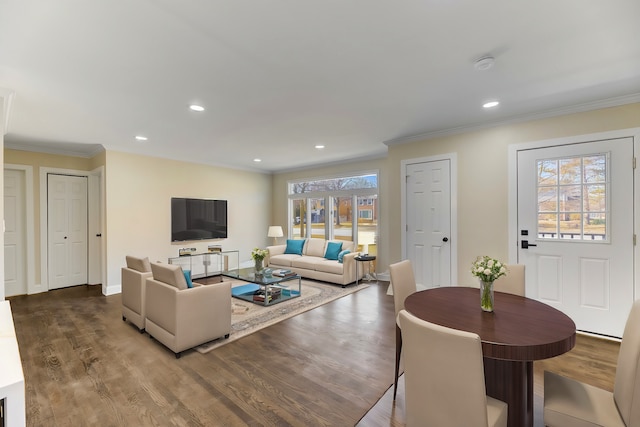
[171,198,228,242]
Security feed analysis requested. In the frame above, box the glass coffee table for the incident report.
[223,267,301,306]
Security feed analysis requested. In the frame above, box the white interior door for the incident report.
[4,169,26,297]
[48,174,88,290]
[406,160,451,290]
[517,137,634,337]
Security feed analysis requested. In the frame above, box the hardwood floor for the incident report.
[9,283,619,426]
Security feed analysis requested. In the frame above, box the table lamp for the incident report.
[267,226,284,245]
[358,231,376,255]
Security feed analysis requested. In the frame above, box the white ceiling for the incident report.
[1,1,639,173]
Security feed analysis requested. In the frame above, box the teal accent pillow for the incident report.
[338,249,351,263]
[183,270,194,288]
[284,239,305,255]
[324,241,343,260]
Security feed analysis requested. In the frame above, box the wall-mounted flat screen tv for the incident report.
[171,198,228,242]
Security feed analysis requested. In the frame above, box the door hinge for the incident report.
[635,234,637,246]
[634,157,637,169]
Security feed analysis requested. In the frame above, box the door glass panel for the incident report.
[291,199,306,239]
[538,160,558,185]
[536,154,608,241]
[538,187,557,211]
[310,198,325,238]
[333,196,353,243]
[357,196,378,256]
[538,213,557,238]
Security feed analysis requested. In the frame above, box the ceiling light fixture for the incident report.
[483,101,500,108]
[253,158,262,162]
[315,145,325,149]
[135,135,148,141]
[474,56,495,71]
[189,104,205,112]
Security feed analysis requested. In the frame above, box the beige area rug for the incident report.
[196,280,369,353]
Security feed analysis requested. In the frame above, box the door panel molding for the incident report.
[401,153,457,287]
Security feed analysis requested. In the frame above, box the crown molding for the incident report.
[4,140,105,158]
[384,93,640,147]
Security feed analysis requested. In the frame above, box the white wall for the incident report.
[104,151,272,295]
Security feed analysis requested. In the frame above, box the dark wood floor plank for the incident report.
[10,282,396,426]
[10,282,617,427]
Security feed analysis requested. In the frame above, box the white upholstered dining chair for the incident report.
[398,310,508,427]
[544,299,640,426]
[494,264,525,296]
[389,259,417,400]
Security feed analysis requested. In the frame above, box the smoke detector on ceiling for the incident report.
[474,56,495,71]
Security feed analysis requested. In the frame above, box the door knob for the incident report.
[521,240,537,249]
[442,237,449,242]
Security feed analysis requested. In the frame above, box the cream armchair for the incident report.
[145,262,231,358]
[121,255,153,332]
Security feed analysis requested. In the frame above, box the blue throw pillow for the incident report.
[284,239,305,255]
[183,270,194,288]
[324,241,343,260]
[338,249,351,263]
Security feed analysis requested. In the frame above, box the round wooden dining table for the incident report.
[404,286,576,427]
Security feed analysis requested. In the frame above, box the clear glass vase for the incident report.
[480,280,494,312]
[254,258,263,272]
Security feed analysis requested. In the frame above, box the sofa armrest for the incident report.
[266,245,286,266]
[342,252,362,282]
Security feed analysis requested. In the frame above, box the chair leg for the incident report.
[393,324,402,400]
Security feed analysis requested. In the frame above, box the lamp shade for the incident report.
[267,226,284,238]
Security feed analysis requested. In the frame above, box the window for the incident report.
[288,173,378,253]
[537,154,608,241]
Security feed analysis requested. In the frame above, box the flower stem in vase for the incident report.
[480,280,494,312]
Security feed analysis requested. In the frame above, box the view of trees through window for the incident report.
[288,173,378,255]
[537,154,608,240]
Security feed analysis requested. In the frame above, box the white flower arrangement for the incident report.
[470,255,507,283]
[251,248,269,261]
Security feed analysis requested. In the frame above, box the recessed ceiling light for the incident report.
[189,104,205,112]
[253,158,262,162]
[315,145,325,149]
[135,135,148,141]
[483,101,500,108]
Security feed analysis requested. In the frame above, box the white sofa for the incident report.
[266,238,362,287]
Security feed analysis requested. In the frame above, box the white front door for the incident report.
[4,169,26,297]
[517,137,634,337]
[406,159,452,289]
[48,174,88,290]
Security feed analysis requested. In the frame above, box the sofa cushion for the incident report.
[341,241,355,252]
[291,256,325,270]
[324,241,343,260]
[338,249,351,263]
[284,239,305,255]
[305,238,327,257]
[126,255,152,273]
[269,254,300,267]
[150,263,188,290]
[315,259,345,275]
